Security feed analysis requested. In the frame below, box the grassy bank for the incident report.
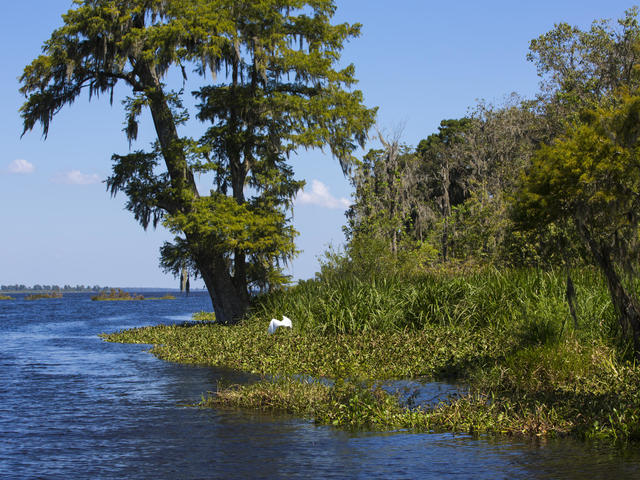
[102,267,640,442]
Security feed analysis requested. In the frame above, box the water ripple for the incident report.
[0,292,639,479]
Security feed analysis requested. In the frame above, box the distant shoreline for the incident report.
[0,287,198,294]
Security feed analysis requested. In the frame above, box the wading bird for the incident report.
[268,316,292,334]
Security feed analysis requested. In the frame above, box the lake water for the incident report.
[1,292,640,479]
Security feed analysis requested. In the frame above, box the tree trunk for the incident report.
[198,253,249,324]
[140,66,248,323]
[565,271,579,329]
[579,222,640,359]
[180,267,187,293]
[441,216,449,262]
[145,87,198,198]
[441,164,451,261]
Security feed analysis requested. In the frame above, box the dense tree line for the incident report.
[345,8,640,357]
[1,285,104,292]
[348,8,640,265]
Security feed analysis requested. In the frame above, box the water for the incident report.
[1,293,640,479]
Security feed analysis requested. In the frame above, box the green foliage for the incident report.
[416,117,473,214]
[103,317,498,380]
[90,288,175,300]
[208,378,404,430]
[162,192,299,291]
[203,377,333,417]
[514,95,640,251]
[346,137,432,254]
[20,0,375,322]
[348,98,548,268]
[513,93,640,355]
[145,294,176,300]
[528,7,640,119]
[446,191,507,261]
[317,235,438,282]
[104,266,619,376]
[347,9,640,271]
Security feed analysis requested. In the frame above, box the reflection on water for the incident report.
[0,292,639,479]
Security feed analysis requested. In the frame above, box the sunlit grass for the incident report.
[192,311,216,322]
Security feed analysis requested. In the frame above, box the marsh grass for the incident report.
[205,340,640,440]
[102,320,503,379]
[250,267,615,339]
[25,292,63,300]
[92,288,143,301]
[0,295,13,300]
[204,377,331,417]
[202,377,576,435]
[103,267,640,442]
[205,378,405,429]
[144,294,176,300]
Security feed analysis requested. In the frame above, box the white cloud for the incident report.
[8,159,35,174]
[52,170,101,185]
[297,179,351,210]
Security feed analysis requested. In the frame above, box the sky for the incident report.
[0,0,636,288]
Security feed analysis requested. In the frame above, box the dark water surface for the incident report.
[1,292,640,479]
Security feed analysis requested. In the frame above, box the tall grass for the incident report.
[251,267,617,347]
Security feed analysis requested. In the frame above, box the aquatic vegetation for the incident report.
[205,378,405,430]
[0,295,13,300]
[92,288,144,301]
[144,294,176,300]
[206,340,640,441]
[25,292,63,300]
[102,321,502,380]
[104,267,640,443]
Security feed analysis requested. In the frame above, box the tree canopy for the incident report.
[513,94,640,356]
[20,0,376,323]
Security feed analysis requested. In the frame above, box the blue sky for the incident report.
[1,1,636,288]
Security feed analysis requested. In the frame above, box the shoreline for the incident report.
[104,321,633,441]
[102,267,640,445]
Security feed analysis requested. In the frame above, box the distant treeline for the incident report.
[1,284,107,293]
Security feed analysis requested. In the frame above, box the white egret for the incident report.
[268,315,293,334]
